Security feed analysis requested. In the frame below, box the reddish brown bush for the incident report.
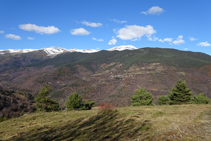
[97,102,117,113]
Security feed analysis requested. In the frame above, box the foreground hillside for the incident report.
[1,47,211,107]
[0,105,211,141]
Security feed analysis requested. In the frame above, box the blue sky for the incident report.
[0,0,211,55]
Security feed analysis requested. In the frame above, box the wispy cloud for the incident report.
[173,35,185,45]
[0,30,4,34]
[148,36,158,41]
[108,36,117,45]
[141,6,164,15]
[159,38,173,43]
[92,37,104,41]
[70,28,90,35]
[80,21,102,27]
[197,41,210,47]
[189,37,197,41]
[116,25,156,41]
[109,18,127,23]
[5,34,21,40]
[27,37,35,40]
[19,24,60,34]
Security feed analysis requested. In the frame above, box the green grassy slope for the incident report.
[1,105,211,141]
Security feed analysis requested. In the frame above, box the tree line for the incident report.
[131,79,210,106]
[34,79,210,113]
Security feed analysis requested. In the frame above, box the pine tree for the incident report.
[35,85,61,112]
[131,88,154,106]
[168,80,192,105]
[65,92,95,110]
[65,92,82,110]
[157,95,169,105]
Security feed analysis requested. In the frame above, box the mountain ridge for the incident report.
[0,45,138,56]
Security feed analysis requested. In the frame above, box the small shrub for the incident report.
[20,111,24,116]
[0,114,8,122]
[80,101,95,110]
[192,93,210,104]
[97,102,117,114]
[157,95,169,105]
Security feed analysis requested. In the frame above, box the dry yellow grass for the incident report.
[0,104,211,140]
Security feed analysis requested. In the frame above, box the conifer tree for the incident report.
[65,92,95,110]
[157,95,169,105]
[131,88,154,106]
[65,92,82,110]
[35,85,61,112]
[168,80,192,105]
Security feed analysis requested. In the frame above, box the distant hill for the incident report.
[1,47,211,107]
[0,86,36,118]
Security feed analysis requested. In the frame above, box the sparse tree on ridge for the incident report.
[168,80,192,105]
[35,85,61,112]
[131,88,154,106]
[65,92,95,110]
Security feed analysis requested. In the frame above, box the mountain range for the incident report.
[1,46,211,108]
[0,45,137,56]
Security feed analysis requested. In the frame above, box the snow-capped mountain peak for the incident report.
[42,47,67,56]
[0,45,138,56]
[68,48,99,53]
[0,49,37,54]
[107,45,137,51]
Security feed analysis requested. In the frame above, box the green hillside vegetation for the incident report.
[27,48,211,73]
[1,47,211,74]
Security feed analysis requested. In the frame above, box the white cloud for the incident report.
[0,30,4,34]
[27,37,35,40]
[141,6,164,15]
[148,36,158,41]
[70,28,90,35]
[81,21,102,27]
[184,48,188,50]
[5,34,21,40]
[197,41,210,47]
[189,37,197,41]
[159,38,173,43]
[109,19,127,23]
[173,35,185,45]
[116,25,156,41]
[92,37,104,41]
[19,24,60,34]
[108,36,117,45]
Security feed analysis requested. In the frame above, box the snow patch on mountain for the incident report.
[0,45,138,56]
[0,49,37,54]
[68,48,99,53]
[42,47,67,55]
[107,45,137,51]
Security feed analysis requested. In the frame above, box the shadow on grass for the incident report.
[9,112,151,141]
